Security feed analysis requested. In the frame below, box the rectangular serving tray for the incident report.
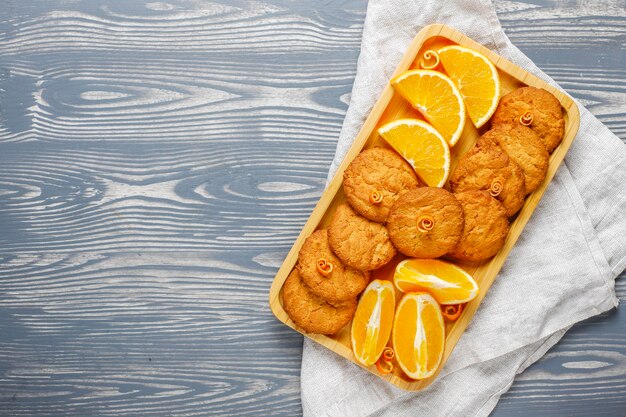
[269,23,580,391]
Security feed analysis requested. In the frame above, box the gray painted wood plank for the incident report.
[0,0,623,416]
[0,252,304,416]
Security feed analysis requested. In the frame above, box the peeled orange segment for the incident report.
[391,70,466,146]
[393,292,445,380]
[438,45,501,128]
[378,119,451,187]
[351,279,396,366]
[394,259,479,305]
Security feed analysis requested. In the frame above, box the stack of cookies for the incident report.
[448,86,564,260]
[284,148,419,335]
[283,86,565,335]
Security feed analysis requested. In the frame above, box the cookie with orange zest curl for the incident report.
[343,147,419,223]
[297,229,369,303]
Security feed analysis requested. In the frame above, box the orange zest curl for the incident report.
[375,347,395,374]
[376,359,393,374]
[419,50,440,70]
[519,112,533,126]
[489,179,504,197]
[417,215,435,233]
[369,190,384,205]
[442,304,464,321]
[381,346,395,362]
[316,259,333,277]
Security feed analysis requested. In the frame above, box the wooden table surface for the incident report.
[0,1,624,416]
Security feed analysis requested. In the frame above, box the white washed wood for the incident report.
[0,0,623,416]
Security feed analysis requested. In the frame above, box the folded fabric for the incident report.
[300,0,626,416]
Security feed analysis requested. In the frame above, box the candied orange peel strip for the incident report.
[489,179,504,197]
[417,215,435,233]
[519,112,533,126]
[375,347,395,374]
[442,304,464,321]
[316,259,333,276]
[369,190,384,205]
[419,50,440,70]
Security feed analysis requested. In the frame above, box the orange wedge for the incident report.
[351,280,396,366]
[393,292,445,379]
[438,45,501,128]
[394,259,479,305]
[378,119,451,187]
[391,70,465,146]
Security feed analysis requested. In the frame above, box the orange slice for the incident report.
[351,279,396,366]
[438,45,501,128]
[391,70,466,146]
[392,292,445,379]
[378,119,451,187]
[394,259,479,305]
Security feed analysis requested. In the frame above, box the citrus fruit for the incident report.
[351,279,396,366]
[393,258,479,305]
[391,69,466,146]
[378,119,451,187]
[438,45,501,128]
[392,292,445,379]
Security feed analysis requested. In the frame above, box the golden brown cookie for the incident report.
[387,188,464,258]
[328,203,396,271]
[343,147,420,223]
[450,144,526,217]
[491,86,564,153]
[477,124,549,194]
[448,190,510,262]
[297,229,370,303]
[282,269,356,335]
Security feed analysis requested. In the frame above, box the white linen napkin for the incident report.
[300,0,626,416]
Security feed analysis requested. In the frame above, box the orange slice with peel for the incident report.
[392,292,445,380]
[378,119,451,187]
[394,259,479,305]
[438,45,501,128]
[351,279,396,366]
[391,69,466,146]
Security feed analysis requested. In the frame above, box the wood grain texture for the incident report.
[0,0,624,416]
[0,252,303,416]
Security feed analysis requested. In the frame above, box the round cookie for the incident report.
[328,203,396,271]
[491,86,564,153]
[450,144,526,217]
[477,124,549,194]
[282,269,356,335]
[297,229,370,303]
[447,190,510,262]
[387,187,464,258]
[343,147,420,223]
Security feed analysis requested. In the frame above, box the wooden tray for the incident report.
[268,23,580,391]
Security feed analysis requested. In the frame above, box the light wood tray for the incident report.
[269,24,580,391]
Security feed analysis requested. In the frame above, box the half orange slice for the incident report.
[391,70,466,146]
[438,45,501,128]
[378,119,451,187]
[351,279,396,366]
[394,258,479,305]
[393,292,445,380]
